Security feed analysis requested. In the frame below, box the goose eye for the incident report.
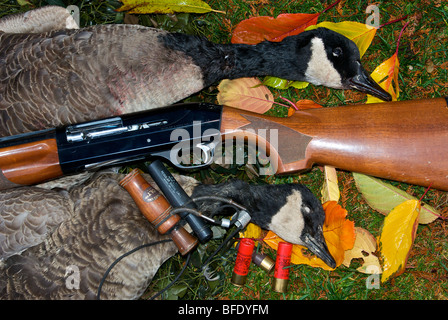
[333,47,343,57]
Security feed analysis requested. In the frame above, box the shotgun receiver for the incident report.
[1,98,447,191]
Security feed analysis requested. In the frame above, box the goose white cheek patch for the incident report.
[304,37,343,89]
[268,190,305,245]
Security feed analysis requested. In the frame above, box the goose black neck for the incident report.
[191,180,297,229]
[160,32,309,86]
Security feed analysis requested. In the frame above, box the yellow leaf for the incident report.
[366,53,400,103]
[366,22,409,103]
[116,0,225,14]
[342,227,382,274]
[290,81,310,89]
[320,166,340,203]
[217,78,274,114]
[238,223,262,246]
[263,201,355,271]
[377,200,421,283]
[306,21,377,58]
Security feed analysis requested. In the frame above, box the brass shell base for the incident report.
[272,278,289,293]
[231,273,247,287]
[258,256,275,273]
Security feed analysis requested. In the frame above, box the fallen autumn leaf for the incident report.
[377,199,421,283]
[342,227,382,274]
[217,77,275,114]
[116,0,225,14]
[263,201,355,271]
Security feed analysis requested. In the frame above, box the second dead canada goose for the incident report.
[0,171,334,299]
[0,6,391,136]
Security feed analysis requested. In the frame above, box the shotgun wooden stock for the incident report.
[0,98,447,191]
[221,97,448,191]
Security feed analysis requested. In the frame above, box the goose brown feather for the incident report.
[0,6,78,33]
[0,171,192,299]
[0,25,204,135]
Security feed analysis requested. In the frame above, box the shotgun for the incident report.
[0,98,447,191]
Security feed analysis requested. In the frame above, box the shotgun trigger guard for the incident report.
[195,142,215,166]
[153,142,216,170]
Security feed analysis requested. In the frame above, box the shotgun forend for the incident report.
[0,103,222,190]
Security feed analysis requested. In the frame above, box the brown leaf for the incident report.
[217,77,274,113]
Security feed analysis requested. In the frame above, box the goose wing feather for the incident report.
[0,186,73,261]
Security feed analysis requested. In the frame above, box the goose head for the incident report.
[191,180,336,269]
[247,27,392,101]
[264,183,336,269]
[301,28,392,101]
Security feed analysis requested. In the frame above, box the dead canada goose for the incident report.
[0,170,333,300]
[0,6,391,136]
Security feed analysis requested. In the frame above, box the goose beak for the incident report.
[346,64,392,102]
[303,234,336,269]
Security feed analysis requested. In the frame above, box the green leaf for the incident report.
[17,0,32,6]
[352,173,439,224]
[165,283,188,300]
[116,0,225,14]
[263,76,309,90]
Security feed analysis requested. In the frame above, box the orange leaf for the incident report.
[230,0,341,44]
[231,13,320,44]
[263,201,355,270]
[295,99,323,110]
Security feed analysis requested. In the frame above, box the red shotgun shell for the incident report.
[231,238,255,287]
[272,242,293,293]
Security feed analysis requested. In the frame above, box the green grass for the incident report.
[2,0,447,300]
